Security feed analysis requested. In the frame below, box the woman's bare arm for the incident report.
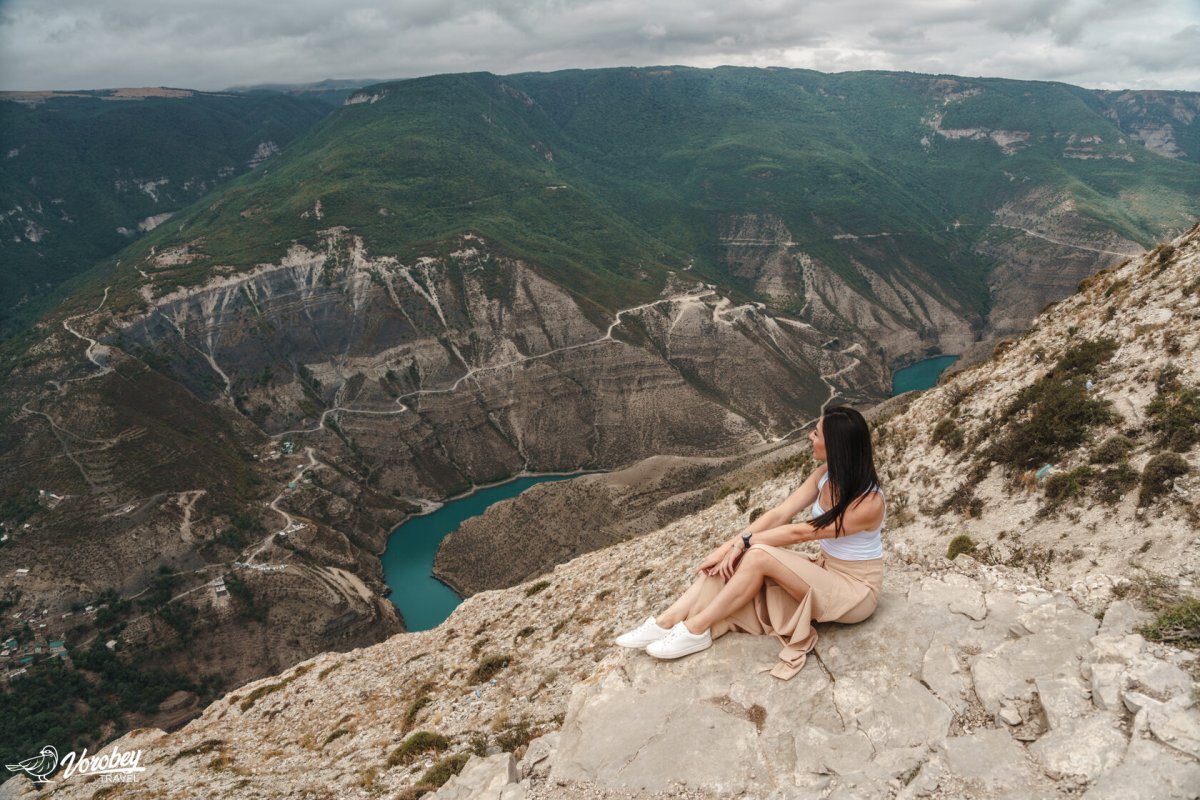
[719,465,827,551]
[744,492,885,546]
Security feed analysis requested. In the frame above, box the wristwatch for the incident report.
[741,531,753,552]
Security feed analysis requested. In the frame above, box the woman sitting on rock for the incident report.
[614,405,885,679]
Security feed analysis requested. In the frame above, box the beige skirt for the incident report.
[675,543,884,680]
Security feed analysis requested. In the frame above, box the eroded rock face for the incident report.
[111,230,851,501]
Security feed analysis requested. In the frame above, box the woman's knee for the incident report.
[741,547,774,570]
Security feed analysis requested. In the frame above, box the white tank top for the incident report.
[812,472,885,560]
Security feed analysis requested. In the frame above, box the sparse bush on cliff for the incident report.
[990,376,1116,471]
[1137,597,1200,650]
[387,730,450,767]
[1054,336,1119,378]
[524,580,550,597]
[1091,434,1134,464]
[946,534,977,561]
[1139,452,1190,506]
[403,695,432,731]
[931,417,963,451]
[771,450,813,478]
[468,653,509,684]
[1146,367,1200,452]
[417,752,471,789]
[1043,466,1094,506]
[1095,464,1139,504]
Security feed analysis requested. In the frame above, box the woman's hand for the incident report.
[694,543,731,576]
[715,541,744,580]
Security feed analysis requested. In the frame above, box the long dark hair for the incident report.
[811,406,881,537]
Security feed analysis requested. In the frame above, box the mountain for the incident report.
[1084,89,1200,163]
[224,78,390,107]
[0,88,333,337]
[16,221,1199,799]
[2,67,1200,773]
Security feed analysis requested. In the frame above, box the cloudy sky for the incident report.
[1,0,1198,92]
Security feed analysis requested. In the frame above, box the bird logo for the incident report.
[6,745,59,783]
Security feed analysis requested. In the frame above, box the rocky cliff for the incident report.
[10,222,1199,799]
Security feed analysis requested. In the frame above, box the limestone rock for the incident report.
[1142,695,1200,761]
[427,752,521,800]
[912,573,987,620]
[1082,710,1200,799]
[1098,600,1156,637]
[1030,713,1127,782]
[921,642,970,714]
[939,728,1059,798]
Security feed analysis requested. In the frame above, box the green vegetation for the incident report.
[946,534,978,561]
[403,695,432,731]
[1040,460,1140,511]
[417,752,472,788]
[931,417,964,451]
[523,580,551,597]
[0,641,221,771]
[1054,337,1119,377]
[988,339,1119,471]
[387,731,450,767]
[468,653,509,684]
[1137,598,1200,649]
[1138,452,1190,507]
[1146,366,1200,452]
[239,663,313,712]
[1044,467,1095,503]
[1094,464,1140,504]
[494,719,535,752]
[0,91,330,337]
[31,68,1200,360]
[1091,434,1135,464]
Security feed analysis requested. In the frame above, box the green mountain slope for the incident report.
[67,67,1200,336]
[0,90,332,336]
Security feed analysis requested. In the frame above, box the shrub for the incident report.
[931,418,964,451]
[323,728,351,746]
[387,731,450,767]
[1091,435,1135,465]
[1146,380,1200,452]
[771,450,813,478]
[1043,466,1095,506]
[1053,337,1118,379]
[402,695,431,731]
[1136,598,1200,649]
[946,534,977,561]
[1138,452,1190,506]
[468,653,509,684]
[990,377,1116,471]
[1095,464,1139,504]
[494,720,534,752]
[524,580,550,597]
[418,753,471,788]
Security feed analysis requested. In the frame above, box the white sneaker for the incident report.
[645,621,712,659]
[614,615,673,648]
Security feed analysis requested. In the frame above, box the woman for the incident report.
[614,406,885,679]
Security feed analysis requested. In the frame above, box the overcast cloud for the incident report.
[1,0,1198,92]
